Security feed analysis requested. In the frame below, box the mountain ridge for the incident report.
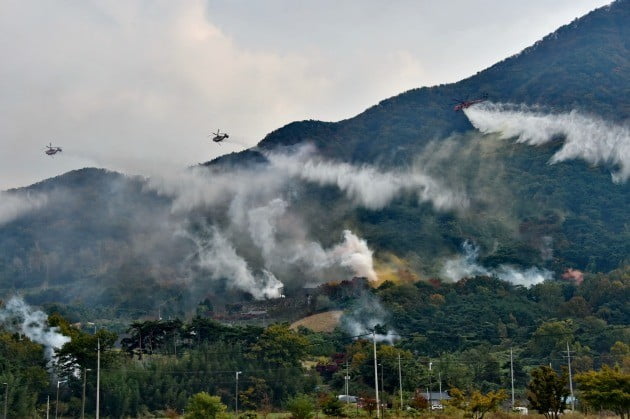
[208,0,627,168]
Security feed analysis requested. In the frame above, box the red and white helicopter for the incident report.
[452,94,488,111]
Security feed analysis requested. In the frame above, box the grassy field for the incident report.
[290,310,344,332]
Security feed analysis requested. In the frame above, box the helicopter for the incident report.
[210,129,229,143]
[44,142,62,156]
[452,93,488,111]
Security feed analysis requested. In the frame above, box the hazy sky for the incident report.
[0,0,611,190]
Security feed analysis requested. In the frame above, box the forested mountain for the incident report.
[0,0,628,318]
[0,2,629,417]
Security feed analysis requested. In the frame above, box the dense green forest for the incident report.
[0,267,627,417]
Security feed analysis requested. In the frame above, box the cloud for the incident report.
[0,1,428,189]
[464,102,630,182]
[0,192,48,225]
[441,240,552,287]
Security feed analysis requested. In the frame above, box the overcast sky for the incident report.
[0,0,611,190]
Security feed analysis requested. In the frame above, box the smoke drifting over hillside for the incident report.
[341,292,398,343]
[0,296,70,360]
[142,145,470,299]
[266,145,468,211]
[0,192,47,225]
[441,241,552,287]
[464,102,630,182]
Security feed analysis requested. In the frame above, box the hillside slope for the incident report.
[0,0,627,317]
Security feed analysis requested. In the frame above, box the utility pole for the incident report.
[510,348,515,409]
[3,382,7,419]
[82,368,91,419]
[235,371,242,418]
[428,362,433,406]
[379,363,385,416]
[398,353,403,410]
[565,342,575,411]
[372,330,380,419]
[96,338,100,419]
[345,360,350,405]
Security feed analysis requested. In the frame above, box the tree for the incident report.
[448,387,507,419]
[527,366,569,419]
[610,341,630,373]
[56,329,118,380]
[249,324,308,367]
[319,393,344,417]
[527,320,575,359]
[184,392,228,419]
[361,397,377,417]
[286,394,315,419]
[575,366,630,418]
[238,377,271,411]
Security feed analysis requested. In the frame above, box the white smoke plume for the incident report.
[341,292,398,343]
[145,165,286,215]
[148,145,468,214]
[246,198,289,264]
[330,230,378,282]
[0,192,48,225]
[265,145,468,211]
[289,229,379,282]
[441,240,552,287]
[144,144,467,297]
[464,102,630,182]
[186,226,284,299]
[441,241,490,280]
[245,199,378,282]
[494,265,552,287]
[0,296,70,360]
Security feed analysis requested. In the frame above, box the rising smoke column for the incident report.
[464,102,630,182]
[185,226,284,299]
[245,199,379,282]
[441,240,552,287]
[329,230,378,282]
[0,296,70,361]
[341,292,398,343]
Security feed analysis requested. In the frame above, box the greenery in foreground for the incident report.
[0,267,628,417]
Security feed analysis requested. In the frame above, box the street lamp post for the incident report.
[378,363,385,416]
[2,382,8,419]
[96,338,101,419]
[235,371,242,418]
[55,380,67,419]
